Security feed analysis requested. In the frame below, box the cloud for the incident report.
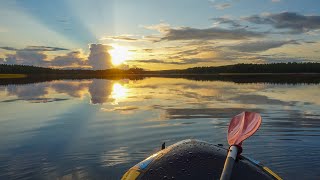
[214,3,232,10]
[159,27,264,41]
[143,22,171,33]
[0,46,69,52]
[88,44,113,70]
[131,59,169,64]
[244,12,320,34]
[1,48,86,68]
[211,17,242,28]
[255,54,315,63]
[0,47,18,51]
[1,44,117,69]
[4,49,48,66]
[271,0,281,2]
[1,98,68,103]
[100,35,140,41]
[144,21,264,42]
[50,51,87,67]
[225,40,299,52]
[131,58,213,65]
[25,46,69,51]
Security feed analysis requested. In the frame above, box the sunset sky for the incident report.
[0,0,320,70]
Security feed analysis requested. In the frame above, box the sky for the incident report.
[0,0,320,70]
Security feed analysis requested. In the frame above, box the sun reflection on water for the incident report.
[111,83,128,104]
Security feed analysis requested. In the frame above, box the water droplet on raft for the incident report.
[163,176,167,179]
[188,152,192,154]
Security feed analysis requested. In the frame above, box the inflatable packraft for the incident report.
[122,139,282,180]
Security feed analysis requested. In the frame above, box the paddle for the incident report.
[220,112,262,180]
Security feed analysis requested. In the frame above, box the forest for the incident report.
[1,62,320,75]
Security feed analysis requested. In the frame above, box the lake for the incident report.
[0,77,319,179]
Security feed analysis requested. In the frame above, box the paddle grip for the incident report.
[220,145,238,180]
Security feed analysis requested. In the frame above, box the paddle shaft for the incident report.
[220,145,238,180]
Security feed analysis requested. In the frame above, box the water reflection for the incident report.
[0,78,320,179]
[111,83,128,104]
[0,80,131,105]
[89,79,113,104]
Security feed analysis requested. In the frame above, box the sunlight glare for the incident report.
[109,45,129,66]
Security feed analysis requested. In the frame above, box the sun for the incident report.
[109,45,129,66]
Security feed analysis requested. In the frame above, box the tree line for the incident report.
[1,62,320,75]
[183,62,320,74]
[0,64,145,75]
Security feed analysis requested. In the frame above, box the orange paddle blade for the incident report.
[227,112,262,146]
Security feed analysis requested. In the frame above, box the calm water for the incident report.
[0,77,320,179]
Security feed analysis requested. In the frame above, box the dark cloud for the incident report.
[0,46,69,52]
[160,27,264,41]
[51,51,86,67]
[4,50,48,66]
[1,98,68,103]
[257,54,313,63]
[304,41,317,44]
[88,44,113,70]
[179,58,213,64]
[211,17,242,28]
[26,46,69,51]
[0,47,18,51]
[244,12,320,34]
[142,49,153,53]
[225,40,299,52]
[132,58,212,65]
[131,59,168,64]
